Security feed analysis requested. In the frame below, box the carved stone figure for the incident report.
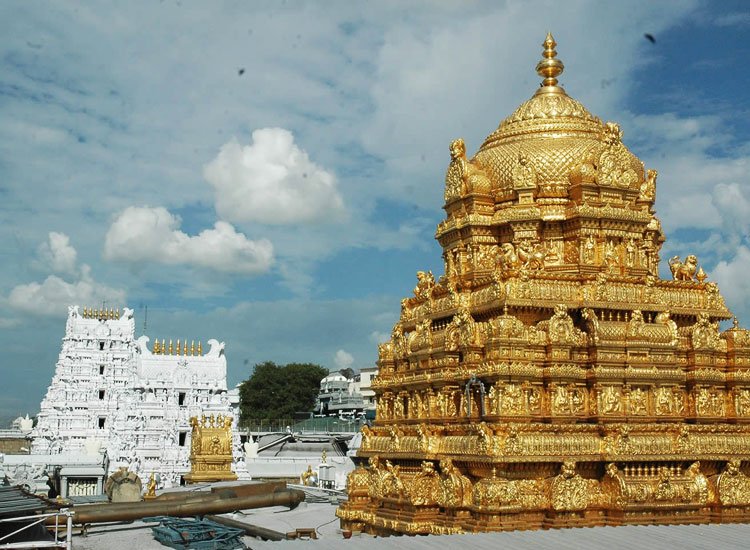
[512,154,538,190]
[517,241,545,269]
[601,386,622,415]
[445,138,491,201]
[551,461,589,511]
[584,235,596,263]
[597,122,638,188]
[639,168,657,201]
[498,243,520,270]
[718,460,750,506]
[735,389,750,417]
[411,461,440,506]
[668,254,698,281]
[413,270,436,299]
[691,312,721,351]
[438,458,472,508]
[629,387,647,415]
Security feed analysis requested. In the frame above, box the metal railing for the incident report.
[0,509,73,550]
[240,417,364,434]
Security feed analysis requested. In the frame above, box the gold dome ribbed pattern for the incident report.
[471,62,645,192]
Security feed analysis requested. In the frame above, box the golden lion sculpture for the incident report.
[669,254,698,281]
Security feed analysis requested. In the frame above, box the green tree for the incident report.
[238,361,328,423]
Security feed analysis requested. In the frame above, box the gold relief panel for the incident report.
[693,386,726,417]
[550,461,601,511]
[549,383,587,417]
[471,468,523,511]
[410,461,441,506]
[718,460,750,507]
[654,386,685,417]
[733,388,750,417]
[488,381,542,416]
[416,423,438,453]
[626,386,649,416]
[596,384,624,416]
[437,458,473,509]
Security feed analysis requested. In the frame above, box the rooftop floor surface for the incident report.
[71,502,750,550]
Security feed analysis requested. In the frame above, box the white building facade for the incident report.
[31,305,243,486]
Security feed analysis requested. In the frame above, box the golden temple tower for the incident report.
[338,33,750,535]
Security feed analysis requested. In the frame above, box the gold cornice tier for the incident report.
[340,32,750,536]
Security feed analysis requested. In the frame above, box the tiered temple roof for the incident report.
[338,33,750,535]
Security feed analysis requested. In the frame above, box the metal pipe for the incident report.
[152,481,285,501]
[204,514,286,541]
[47,488,304,525]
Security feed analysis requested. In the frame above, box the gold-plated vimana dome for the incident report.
[338,33,750,536]
[473,31,644,206]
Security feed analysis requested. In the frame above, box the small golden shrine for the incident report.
[183,413,237,484]
[338,33,750,535]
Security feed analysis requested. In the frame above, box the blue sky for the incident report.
[1,1,749,421]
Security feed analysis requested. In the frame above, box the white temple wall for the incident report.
[32,305,244,486]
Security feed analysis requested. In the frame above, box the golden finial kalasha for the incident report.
[535,30,564,91]
[338,32,749,536]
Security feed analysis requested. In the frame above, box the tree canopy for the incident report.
[238,361,328,422]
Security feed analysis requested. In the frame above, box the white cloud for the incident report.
[714,12,750,27]
[369,331,390,345]
[710,246,750,322]
[103,206,273,275]
[0,318,21,329]
[712,183,750,240]
[204,129,347,225]
[333,349,354,370]
[36,232,78,274]
[8,264,126,317]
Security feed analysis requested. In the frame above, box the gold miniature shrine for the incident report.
[338,33,750,535]
[183,413,237,484]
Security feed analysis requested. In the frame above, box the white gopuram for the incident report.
[32,305,244,486]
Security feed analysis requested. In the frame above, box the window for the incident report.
[98,417,105,429]
[178,432,187,447]
[99,365,105,375]
[99,342,105,351]
[98,390,105,400]
[178,392,186,406]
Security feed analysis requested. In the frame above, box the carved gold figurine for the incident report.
[338,32,749,536]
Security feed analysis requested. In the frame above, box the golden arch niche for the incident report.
[337,33,750,535]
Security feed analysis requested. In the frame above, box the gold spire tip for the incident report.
[535,31,565,92]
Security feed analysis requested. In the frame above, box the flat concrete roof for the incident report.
[71,499,750,550]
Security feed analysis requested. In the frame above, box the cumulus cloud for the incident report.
[711,246,750,321]
[712,183,750,240]
[333,349,354,370]
[369,331,390,345]
[104,206,273,275]
[36,232,78,274]
[8,264,126,317]
[204,129,347,225]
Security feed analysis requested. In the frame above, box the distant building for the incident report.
[0,415,33,455]
[313,368,378,417]
[31,305,243,487]
[356,366,378,410]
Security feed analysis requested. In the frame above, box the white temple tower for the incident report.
[32,305,242,485]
